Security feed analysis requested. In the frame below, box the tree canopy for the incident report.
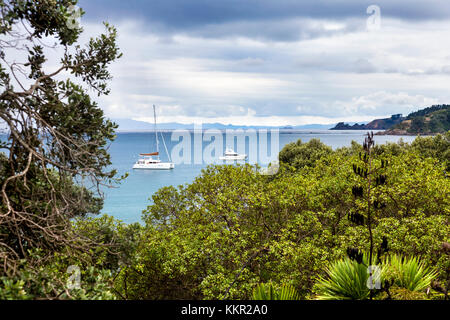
[0,0,122,276]
[114,135,449,299]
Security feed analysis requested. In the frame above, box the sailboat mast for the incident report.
[153,104,160,158]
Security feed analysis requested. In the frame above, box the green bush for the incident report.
[313,253,437,300]
[252,283,301,300]
[313,254,386,300]
[279,138,333,169]
[114,140,449,300]
[385,254,438,292]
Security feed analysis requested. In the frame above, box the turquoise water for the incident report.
[101,130,417,223]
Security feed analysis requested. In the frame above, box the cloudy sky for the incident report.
[76,0,450,126]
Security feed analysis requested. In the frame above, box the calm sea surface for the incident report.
[101,130,417,223]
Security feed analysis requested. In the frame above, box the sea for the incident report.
[101,130,417,223]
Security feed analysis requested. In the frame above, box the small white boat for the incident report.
[219,148,247,161]
[133,105,174,170]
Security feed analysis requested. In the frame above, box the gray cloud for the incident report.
[354,58,377,73]
[67,1,450,125]
[78,0,450,42]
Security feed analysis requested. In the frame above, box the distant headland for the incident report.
[331,114,404,131]
[330,105,450,135]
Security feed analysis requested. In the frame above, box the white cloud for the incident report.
[333,91,440,117]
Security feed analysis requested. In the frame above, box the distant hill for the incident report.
[380,105,450,135]
[111,118,334,131]
[330,114,404,130]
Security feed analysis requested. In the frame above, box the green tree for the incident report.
[410,131,450,170]
[115,141,449,300]
[0,0,122,289]
[409,116,426,133]
[278,138,332,170]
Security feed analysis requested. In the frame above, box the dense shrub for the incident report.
[114,135,449,300]
[279,138,333,169]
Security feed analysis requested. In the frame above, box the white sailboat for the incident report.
[133,105,174,170]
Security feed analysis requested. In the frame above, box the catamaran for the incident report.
[133,105,174,170]
[219,148,247,161]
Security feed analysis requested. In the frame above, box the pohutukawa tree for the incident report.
[0,0,122,275]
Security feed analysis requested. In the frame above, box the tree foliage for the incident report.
[115,135,449,300]
[0,0,121,286]
[278,138,332,170]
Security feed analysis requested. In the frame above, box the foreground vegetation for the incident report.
[113,133,449,300]
[2,132,448,300]
[0,1,448,300]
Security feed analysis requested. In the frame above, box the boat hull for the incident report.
[132,162,175,170]
[219,155,247,160]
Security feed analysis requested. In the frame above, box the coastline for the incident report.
[375,129,439,136]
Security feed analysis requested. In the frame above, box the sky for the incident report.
[74,0,450,126]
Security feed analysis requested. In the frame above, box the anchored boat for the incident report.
[133,105,174,170]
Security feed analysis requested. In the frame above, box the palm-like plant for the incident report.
[314,253,437,300]
[314,255,385,300]
[386,254,438,292]
[252,283,301,300]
